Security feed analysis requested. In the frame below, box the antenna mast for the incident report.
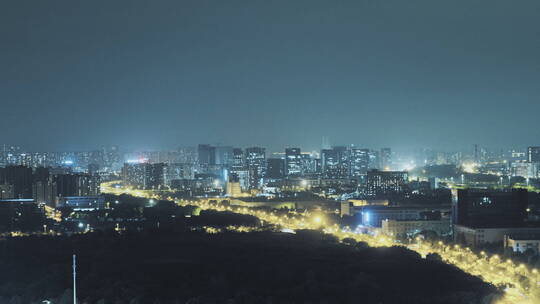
[73,254,77,304]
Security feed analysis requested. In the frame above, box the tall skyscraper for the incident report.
[335,146,351,177]
[122,162,146,188]
[528,147,540,163]
[321,146,350,178]
[144,163,166,190]
[321,149,339,178]
[285,148,302,176]
[230,148,249,190]
[245,147,266,189]
[351,148,369,177]
[300,153,318,175]
[266,158,285,179]
[231,148,244,171]
[198,144,216,166]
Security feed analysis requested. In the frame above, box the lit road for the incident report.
[101,181,538,304]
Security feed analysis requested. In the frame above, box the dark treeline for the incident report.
[59,194,261,232]
[0,229,500,304]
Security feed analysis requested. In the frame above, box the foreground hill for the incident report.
[0,229,499,304]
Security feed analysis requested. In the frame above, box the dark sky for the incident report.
[1,0,539,152]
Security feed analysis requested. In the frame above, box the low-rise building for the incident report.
[382,219,451,238]
[340,199,389,217]
[454,225,540,247]
[360,205,450,227]
[504,235,540,254]
[340,201,353,217]
[58,196,105,211]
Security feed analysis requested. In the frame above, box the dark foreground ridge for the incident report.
[0,229,499,304]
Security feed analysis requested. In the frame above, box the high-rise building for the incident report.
[54,173,100,198]
[380,148,392,170]
[351,148,369,177]
[300,153,318,175]
[266,158,285,179]
[198,144,216,166]
[335,146,351,177]
[103,145,121,169]
[321,149,339,178]
[33,178,56,207]
[144,163,166,190]
[33,167,50,183]
[177,147,198,164]
[215,146,234,166]
[1,145,22,166]
[122,162,146,188]
[165,163,194,184]
[453,189,528,227]
[321,146,350,178]
[511,161,539,178]
[528,147,540,163]
[0,166,33,199]
[245,147,266,189]
[285,148,302,176]
[231,148,244,172]
[122,162,166,190]
[229,148,248,189]
[366,170,408,197]
[368,150,380,170]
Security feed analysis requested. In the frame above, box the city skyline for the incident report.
[2,0,540,151]
[3,1,540,303]
[1,141,539,156]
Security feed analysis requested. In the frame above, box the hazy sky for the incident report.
[1,0,539,152]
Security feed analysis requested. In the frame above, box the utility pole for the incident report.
[73,254,77,304]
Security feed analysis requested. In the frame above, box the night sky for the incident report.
[1,0,539,151]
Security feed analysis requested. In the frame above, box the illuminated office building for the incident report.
[366,170,408,197]
[245,147,266,189]
[285,148,302,176]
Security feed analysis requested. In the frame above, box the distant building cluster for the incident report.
[0,166,100,206]
[3,142,540,256]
